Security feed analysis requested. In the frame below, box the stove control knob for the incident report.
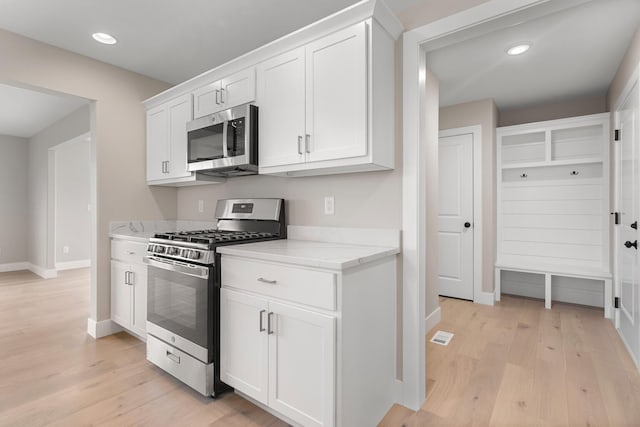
[191,251,201,260]
[147,244,155,252]
[167,247,177,255]
[155,246,165,253]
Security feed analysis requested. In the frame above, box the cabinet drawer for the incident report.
[111,239,147,264]
[146,334,212,396]
[222,257,336,311]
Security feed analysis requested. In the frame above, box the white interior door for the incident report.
[438,133,474,300]
[617,80,640,366]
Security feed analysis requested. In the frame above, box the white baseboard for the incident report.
[424,307,442,335]
[56,259,91,271]
[0,262,29,272]
[28,263,57,279]
[474,291,495,306]
[87,318,123,339]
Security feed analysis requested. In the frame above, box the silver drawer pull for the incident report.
[257,277,277,284]
[166,350,180,364]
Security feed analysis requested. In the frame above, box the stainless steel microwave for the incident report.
[186,103,258,176]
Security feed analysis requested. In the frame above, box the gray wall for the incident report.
[0,135,28,265]
[55,137,91,265]
[0,28,173,322]
[28,105,90,270]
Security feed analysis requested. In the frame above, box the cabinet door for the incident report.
[256,47,306,168]
[146,105,169,181]
[268,301,336,427]
[166,94,193,179]
[220,67,256,108]
[193,80,222,119]
[220,288,269,404]
[305,21,368,163]
[110,260,132,328]
[130,263,148,337]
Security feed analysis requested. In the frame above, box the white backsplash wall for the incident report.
[177,170,402,229]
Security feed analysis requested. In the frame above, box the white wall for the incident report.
[28,105,89,272]
[0,135,28,266]
[54,136,91,265]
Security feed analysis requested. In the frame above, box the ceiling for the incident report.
[0,0,638,137]
[427,0,640,110]
[0,84,87,138]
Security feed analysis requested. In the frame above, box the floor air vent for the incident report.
[430,330,454,346]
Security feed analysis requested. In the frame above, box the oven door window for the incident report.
[188,122,224,163]
[147,265,210,348]
[226,117,246,157]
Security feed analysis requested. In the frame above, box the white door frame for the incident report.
[439,126,484,305]
[401,0,593,411]
[612,61,640,332]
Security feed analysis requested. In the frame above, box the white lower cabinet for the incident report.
[220,253,396,427]
[110,239,148,338]
[221,288,335,427]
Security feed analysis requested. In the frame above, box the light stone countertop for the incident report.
[216,239,400,270]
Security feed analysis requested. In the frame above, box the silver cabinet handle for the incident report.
[165,160,169,174]
[220,88,225,104]
[305,134,311,153]
[257,277,277,284]
[267,312,274,335]
[124,271,130,285]
[166,350,180,364]
[128,271,135,286]
[161,161,165,174]
[297,136,303,155]
[215,89,221,105]
[259,309,266,332]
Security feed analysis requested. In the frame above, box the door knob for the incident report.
[464,222,471,228]
[624,240,637,249]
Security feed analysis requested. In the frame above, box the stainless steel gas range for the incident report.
[143,198,286,396]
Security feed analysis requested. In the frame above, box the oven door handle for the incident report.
[144,256,209,280]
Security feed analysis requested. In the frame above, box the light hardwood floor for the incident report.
[0,268,287,427]
[4,270,640,426]
[380,295,640,427]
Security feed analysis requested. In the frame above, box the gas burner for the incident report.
[147,199,286,266]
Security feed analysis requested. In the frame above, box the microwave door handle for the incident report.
[222,120,229,158]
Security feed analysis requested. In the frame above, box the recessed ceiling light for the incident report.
[506,43,531,56]
[92,32,117,45]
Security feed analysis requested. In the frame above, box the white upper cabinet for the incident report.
[257,20,394,176]
[305,22,368,163]
[147,94,192,183]
[193,67,256,118]
[146,105,168,182]
[256,47,306,168]
[143,1,402,179]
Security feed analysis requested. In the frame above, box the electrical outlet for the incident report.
[63,246,70,254]
[198,200,204,213]
[324,196,335,215]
